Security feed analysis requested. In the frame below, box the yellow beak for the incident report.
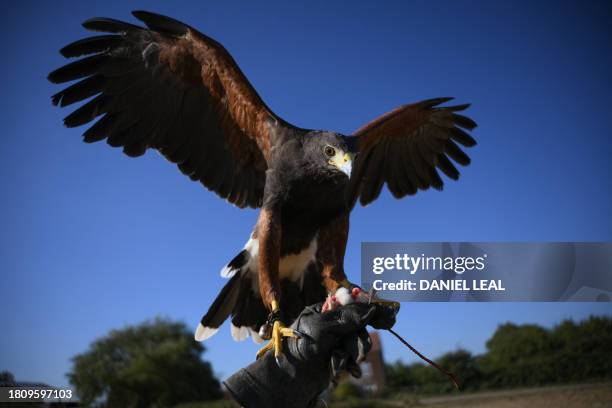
[329,152,353,177]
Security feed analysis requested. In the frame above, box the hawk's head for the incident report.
[303,131,354,178]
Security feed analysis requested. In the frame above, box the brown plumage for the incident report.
[347,98,477,207]
[48,11,478,347]
[48,11,281,209]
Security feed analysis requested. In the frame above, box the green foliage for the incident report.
[385,315,612,395]
[386,349,482,394]
[333,381,363,400]
[68,318,221,407]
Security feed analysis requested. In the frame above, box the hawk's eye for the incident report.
[324,145,336,157]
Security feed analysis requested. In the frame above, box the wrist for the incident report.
[224,349,330,408]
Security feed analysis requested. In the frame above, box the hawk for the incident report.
[49,11,477,359]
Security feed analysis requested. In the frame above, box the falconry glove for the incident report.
[224,302,397,408]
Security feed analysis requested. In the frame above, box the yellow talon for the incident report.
[256,301,296,361]
[255,320,295,360]
[255,339,272,360]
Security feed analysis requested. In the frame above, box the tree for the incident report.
[0,371,16,385]
[386,349,481,394]
[436,349,481,391]
[384,315,612,394]
[385,361,415,390]
[480,322,554,387]
[548,316,612,382]
[485,323,552,366]
[68,318,221,407]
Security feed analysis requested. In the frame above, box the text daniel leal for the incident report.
[372,279,506,291]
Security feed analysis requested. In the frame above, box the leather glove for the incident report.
[224,302,397,408]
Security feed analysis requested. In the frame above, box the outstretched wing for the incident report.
[49,11,293,208]
[345,97,477,207]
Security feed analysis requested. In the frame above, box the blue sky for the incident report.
[1,0,611,388]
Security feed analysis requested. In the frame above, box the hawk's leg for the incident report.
[254,207,297,361]
[319,214,399,311]
[318,213,354,296]
[255,300,299,362]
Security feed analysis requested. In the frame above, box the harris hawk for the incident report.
[48,11,477,359]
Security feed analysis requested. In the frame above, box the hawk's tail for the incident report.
[195,249,328,343]
[194,250,268,343]
[194,270,241,342]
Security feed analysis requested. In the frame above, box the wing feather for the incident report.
[359,141,387,206]
[436,153,460,180]
[400,137,425,191]
[49,11,298,208]
[346,98,477,207]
